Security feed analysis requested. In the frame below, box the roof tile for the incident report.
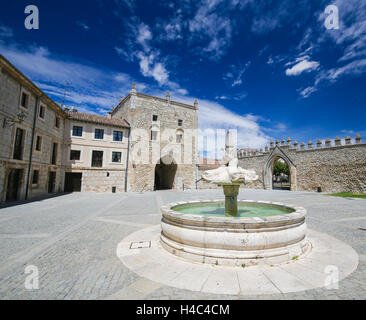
[66,111,129,128]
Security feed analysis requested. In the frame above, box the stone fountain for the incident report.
[201,130,258,216]
[160,131,310,266]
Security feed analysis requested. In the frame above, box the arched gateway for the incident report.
[263,147,297,190]
[154,155,177,190]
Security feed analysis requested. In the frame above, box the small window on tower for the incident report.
[153,115,158,121]
[178,119,183,126]
[39,105,46,119]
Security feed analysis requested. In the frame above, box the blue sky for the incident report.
[1,0,366,151]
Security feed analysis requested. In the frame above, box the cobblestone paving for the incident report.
[0,189,365,300]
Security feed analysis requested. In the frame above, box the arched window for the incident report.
[176,129,184,143]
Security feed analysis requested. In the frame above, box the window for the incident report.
[112,152,122,163]
[92,151,103,167]
[178,119,183,126]
[13,128,24,160]
[94,129,104,139]
[39,105,45,119]
[153,115,158,121]
[32,170,39,185]
[113,130,123,142]
[20,92,29,109]
[51,143,58,165]
[35,136,42,151]
[55,117,60,128]
[72,126,83,137]
[176,134,183,143]
[70,150,81,161]
[151,130,158,141]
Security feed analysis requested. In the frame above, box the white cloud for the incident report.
[298,86,317,98]
[285,58,319,76]
[136,52,169,85]
[222,61,251,88]
[188,0,234,60]
[0,25,13,38]
[76,21,90,30]
[216,92,248,101]
[136,23,152,51]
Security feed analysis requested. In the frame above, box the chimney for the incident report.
[72,107,78,113]
[64,107,70,112]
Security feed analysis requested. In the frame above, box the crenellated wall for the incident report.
[237,135,366,193]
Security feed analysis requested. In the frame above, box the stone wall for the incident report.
[237,136,366,193]
[80,170,126,193]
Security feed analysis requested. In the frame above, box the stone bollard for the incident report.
[345,136,352,145]
[293,141,298,149]
[334,136,341,146]
[287,137,292,148]
[308,141,314,149]
[316,139,322,148]
[325,138,331,147]
[300,142,306,150]
[355,133,362,144]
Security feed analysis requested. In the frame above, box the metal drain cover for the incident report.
[130,241,151,249]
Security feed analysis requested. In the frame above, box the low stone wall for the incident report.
[81,170,126,193]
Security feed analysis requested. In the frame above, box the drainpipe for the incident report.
[124,119,131,192]
[25,94,41,200]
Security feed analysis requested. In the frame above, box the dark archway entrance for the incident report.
[154,156,177,190]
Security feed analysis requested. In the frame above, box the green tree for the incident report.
[273,159,290,177]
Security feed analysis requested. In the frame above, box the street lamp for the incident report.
[2,111,28,128]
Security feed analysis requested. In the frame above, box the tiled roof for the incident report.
[66,111,129,128]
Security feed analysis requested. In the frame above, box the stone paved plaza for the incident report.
[0,189,365,300]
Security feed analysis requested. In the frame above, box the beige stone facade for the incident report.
[0,55,65,203]
[63,111,129,193]
[111,86,198,192]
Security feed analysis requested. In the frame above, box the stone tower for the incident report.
[111,85,198,192]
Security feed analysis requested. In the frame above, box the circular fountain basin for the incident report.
[160,200,310,266]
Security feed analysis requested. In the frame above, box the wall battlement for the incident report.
[238,134,363,159]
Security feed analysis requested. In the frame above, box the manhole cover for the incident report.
[130,241,151,249]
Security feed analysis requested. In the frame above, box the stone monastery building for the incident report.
[0,54,365,203]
